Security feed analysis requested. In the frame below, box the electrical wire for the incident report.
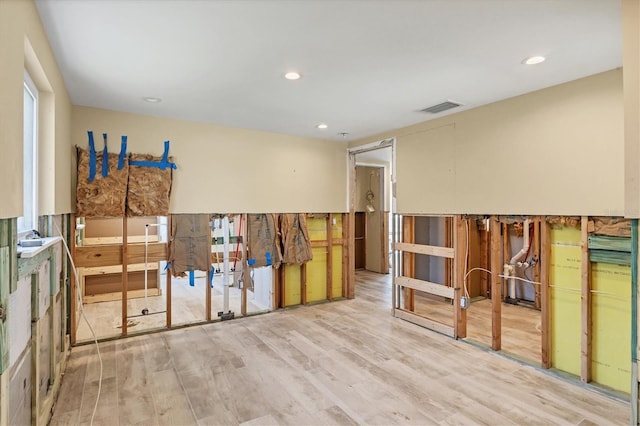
[54,219,102,426]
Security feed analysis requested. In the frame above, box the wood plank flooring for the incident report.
[76,274,268,342]
[413,294,541,363]
[51,270,628,425]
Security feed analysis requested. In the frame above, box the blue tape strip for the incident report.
[118,135,127,170]
[248,259,256,266]
[88,131,96,183]
[265,252,272,266]
[209,268,215,288]
[101,133,109,177]
[189,270,195,287]
[129,140,177,170]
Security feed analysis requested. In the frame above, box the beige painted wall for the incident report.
[623,0,640,218]
[0,0,72,218]
[350,69,624,216]
[71,106,348,213]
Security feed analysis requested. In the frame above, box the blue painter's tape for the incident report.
[265,252,272,266]
[129,140,177,170]
[209,268,215,288]
[248,259,256,266]
[101,133,109,177]
[118,135,127,170]
[88,131,96,182]
[189,270,195,287]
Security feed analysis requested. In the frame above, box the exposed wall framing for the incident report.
[70,212,349,343]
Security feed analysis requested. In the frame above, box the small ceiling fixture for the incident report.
[522,55,546,65]
[316,123,328,129]
[143,97,162,103]
[284,71,301,80]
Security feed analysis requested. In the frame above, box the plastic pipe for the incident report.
[510,219,531,265]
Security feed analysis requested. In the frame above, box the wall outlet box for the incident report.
[19,239,43,247]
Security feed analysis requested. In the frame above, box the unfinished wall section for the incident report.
[392,214,633,396]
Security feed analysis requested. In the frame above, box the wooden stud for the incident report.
[342,213,349,298]
[541,217,551,368]
[301,263,307,305]
[166,215,172,328]
[206,217,212,321]
[381,211,390,274]
[479,220,490,298]
[241,214,249,316]
[70,215,77,345]
[534,218,541,309]
[490,216,502,351]
[453,216,467,339]
[581,215,592,383]
[502,223,510,299]
[327,214,333,300]
[402,215,415,311]
[445,217,453,287]
[122,217,128,336]
[347,153,356,299]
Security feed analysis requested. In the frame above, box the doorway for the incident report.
[348,139,395,293]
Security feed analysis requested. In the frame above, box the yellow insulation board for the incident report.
[591,262,631,393]
[332,245,343,298]
[331,214,343,239]
[307,216,327,241]
[284,264,301,307]
[331,215,344,298]
[550,226,581,377]
[307,247,328,302]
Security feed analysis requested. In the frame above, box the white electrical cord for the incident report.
[54,220,103,426]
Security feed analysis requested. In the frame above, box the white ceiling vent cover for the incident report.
[420,100,463,114]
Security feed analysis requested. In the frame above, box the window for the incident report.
[18,72,38,236]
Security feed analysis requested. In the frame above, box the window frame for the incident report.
[18,71,39,239]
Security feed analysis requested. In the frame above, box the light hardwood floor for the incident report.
[77,274,268,342]
[51,271,628,425]
[413,294,542,363]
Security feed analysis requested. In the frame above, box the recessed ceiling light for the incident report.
[143,97,162,103]
[522,56,546,65]
[284,71,301,80]
[316,123,328,129]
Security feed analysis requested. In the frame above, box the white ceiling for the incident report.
[35,0,621,142]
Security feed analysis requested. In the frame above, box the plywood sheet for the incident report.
[591,262,631,393]
[549,226,581,376]
[306,248,327,303]
[284,265,301,306]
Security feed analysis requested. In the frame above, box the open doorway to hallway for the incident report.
[349,139,395,284]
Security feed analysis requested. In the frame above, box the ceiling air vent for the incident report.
[420,100,462,114]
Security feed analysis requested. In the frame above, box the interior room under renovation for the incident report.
[2,0,640,424]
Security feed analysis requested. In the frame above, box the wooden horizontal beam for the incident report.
[83,235,158,245]
[79,263,159,276]
[75,243,168,268]
[310,239,346,247]
[83,288,161,304]
[394,308,455,338]
[127,243,168,264]
[211,252,243,262]
[395,276,454,299]
[394,242,454,258]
